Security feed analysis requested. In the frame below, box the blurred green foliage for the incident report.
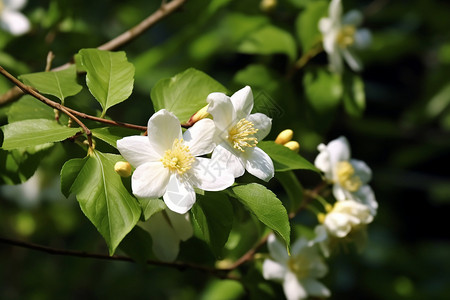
[1,0,450,299]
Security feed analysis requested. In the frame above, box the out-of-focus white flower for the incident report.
[319,0,371,73]
[263,234,330,300]
[207,86,274,182]
[313,200,373,257]
[117,109,234,214]
[140,207,193,262]
[314,136,377,215]
[0,0,30,36]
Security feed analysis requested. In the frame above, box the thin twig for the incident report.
[287,43,324,79]
[0,0,189,106]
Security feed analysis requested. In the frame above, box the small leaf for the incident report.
[60,151,141,254]
[19,65,82,103]
[232,183,290,247]
[296,0,328,52]
[1,119,80,150]
[79,49,135,115]
[238,24,297,62]
[151,68,227,123]
[91,127,143,148]
[258,141,319,172]
[191,192,233,257]
[343,72,366,117]
[138,198,166,221]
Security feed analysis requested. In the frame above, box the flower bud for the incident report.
[186,104,210,126]
[114,161,132,177]
[260,0,277,12]
[275,129,293,145]
[284,141,300,153]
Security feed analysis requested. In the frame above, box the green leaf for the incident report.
[91,127,142,148]
[79,49,135,115]
[303,68,343,114]
[0,144,54,185]
[1,119,80,150]
[296,0,328,52]
[343,72,366,117]
[258,141,319,172]
[138,198,166,221]
[232,183,290,247]
[238,24,297,62]
[119,225,153,265]
[19,65,82,103]
[60,151,141,254]
[275,171,304,214]
[151,68,227,123]
[200,280,245,300]
[191,192,233,257]
[7,95,55,123]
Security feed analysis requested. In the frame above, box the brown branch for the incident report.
[0,236,236,280]
[0,65,147,132]
[0,0,189,106]
[286,43,324,79]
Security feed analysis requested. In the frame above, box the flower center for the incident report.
[336,161,362,192]
[228,118,259,152]
[337,25,356,48]
[287,255,310,279]
[161,139,195,175]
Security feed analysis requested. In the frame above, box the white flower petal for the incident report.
[328,136,351,165]
[350,158,372,184]
[342,47,363,72]
[329,45,344,73]
[247,113,272,141]
[142,213,180,262]
[262,259,287,281]
[0,10,30,35]
[117,135,160,167]
[243,147,274,182]
[191,157,234,191]
[147,109,182,156]
[301,278,331,298]
[163,174,196,214]
[230,86,253,119]
[324,212,353,237]
[131,162,170,199]
[318,18,332,34]
[314,147,333,180]
[207,92,236,132]
[267,234,289,264]
[165,209,193,241]
[353,185,378,216]
[329,0,343,23]
[283,272,308,300]
[211,143,245,178]
[4,0,27,11]
[332,183,348,201]
[291,237,309,256]
[183,118,216,156]
[343,10,363,26]
[354,28,372,49]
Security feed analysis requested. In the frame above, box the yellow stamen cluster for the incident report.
[228,118,259,152]
[337,25,356,48]
[336,161,362,192]
[161,139,195,175]
[287,255,311,279]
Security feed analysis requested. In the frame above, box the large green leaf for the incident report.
[91,127,142,148]
[258,141,319,172]
[191,192,233,257]
[1,119,80,150]
[295,0,328,52]
[232,183,290,247]
[237,24,297,62]
[19,65,82,103]
[151,68,227,123]
[8,95,55,123]
[79,49,135,115]
[303,68,343,114]
[60,151,141,255]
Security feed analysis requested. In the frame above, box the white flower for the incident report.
[319,0,371,73]
[117,109,235,214]
[206,86,274,181]
[314,136,377,215]
[0,0,30,36]
[140,207,193,262]
[313,200,373,257]
[263,234,330,300]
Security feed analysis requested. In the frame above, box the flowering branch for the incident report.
[0,0,189,106]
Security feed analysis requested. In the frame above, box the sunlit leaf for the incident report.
[343,72,366,117]
[296,0,328,52]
